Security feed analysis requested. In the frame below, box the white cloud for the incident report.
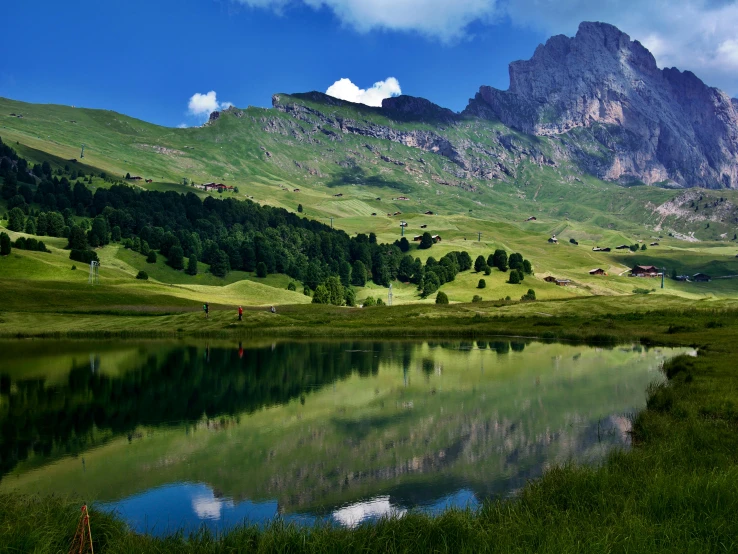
[232,0,738,95]
[177,123,188,128]
[326,76,401,106]
[186,91,235,122]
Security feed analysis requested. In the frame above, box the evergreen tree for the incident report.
[66,225,88,251]
[167,245,185,270]
[344,287,356,307]
[297,204,303,213]
[398,237,410,252]
[523,259,533,274]
[111,226,122,242]
[457,251,472,271]
[419,232,433,249]
[474,255,487,273]
[186,254,198,275]
[256,261,268,277]
[324,276,345,306]
[508,270,521,284]
[36,213,48,236]
[7,207,25,232]
[210,250,230,277]
[24,217,36,235]
[477,278,486,289]
[0,232,11,256]
[147,251,157,263]
[493,249,508,272]
[312,284,330,304]
[435,291,449,304]
[339,260,352,287]
[352,260,367,286]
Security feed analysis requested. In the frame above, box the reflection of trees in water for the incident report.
[0,340,539,481]
[0,341,415,478]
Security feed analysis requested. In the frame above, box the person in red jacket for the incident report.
[238,305,243,321]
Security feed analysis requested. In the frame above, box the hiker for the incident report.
[270,305,276,314]
[238,305,243,321]
[203,302,209,319]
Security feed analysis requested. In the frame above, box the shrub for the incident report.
[376,298,384,306]
[633,288,653,295]
[508,270,521,284]
[146,251,157,264]
[521,288,536,301]
[474,255,487,272]
[312,284,330,304]
[472,295,483,303]
[419,232,433,249]
[0,232,11,256]
[477,279,486,289]
[436,291,449,304]
[663,354,695,379]
[303,286,311,296]
[484,266,491,275]
[287,282,297,291]
[136,270,149,280]
[363,296,376,307]
[71,265,77,270]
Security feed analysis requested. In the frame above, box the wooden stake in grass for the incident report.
[69,504,94,554]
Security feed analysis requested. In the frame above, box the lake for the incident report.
[0,339,687,534]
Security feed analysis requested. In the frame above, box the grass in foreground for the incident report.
[1,306,737,552]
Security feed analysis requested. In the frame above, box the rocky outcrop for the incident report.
[465,22,738,189]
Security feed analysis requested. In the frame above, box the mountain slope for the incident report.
[465,21,738,189]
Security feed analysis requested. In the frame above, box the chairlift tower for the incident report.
[478,232,482,242]
[80,144,86,158]
[661,267,666,289]
[400,221,406,237]
[388,283,393,306]
[88,261,100,285]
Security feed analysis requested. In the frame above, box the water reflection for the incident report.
[0,339,685,533]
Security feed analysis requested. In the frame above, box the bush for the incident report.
[484,266,491,275]
[474,255,487,273]
[71,265,77,270]
[0,232,11,256]
[167,245,185,270]
[633,288,653,294]
[363,296,376,307]
[419,232,433,249]
[521,288,536,301]
[472,295,483,303]
[136,270,149,280]
[303,286,311,296]
[508,270,521,284]
[435,291,449,304]
[477,279,486,289]
[312,284,330,304]
[186,255,198,276]
[287,282,297,291]
[146,251,157,263]
[376,298,384,306]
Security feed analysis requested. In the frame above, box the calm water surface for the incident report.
[0,339,687,534]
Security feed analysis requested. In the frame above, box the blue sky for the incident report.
[2,0,737,128]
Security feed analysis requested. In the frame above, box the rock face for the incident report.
[465,22,738,189]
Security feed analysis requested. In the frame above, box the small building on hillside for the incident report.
[616,244,630,250]
[432,235,442,243]
[293,188,300,192]
[420,224,427,229]
[650,242,659,246]
[145,179,153,183]
[693,273,712,282]
[128,176,143,181]
[589,268,607,276]
[544,276,558,283]
[413,235,423,242]
[393,211,402,216]
[592,246,611,252]
[548,236,558,244]
[333,193,343,197]
[525,216,537,221]
[676,275,690,281]
[556,279,572,287]
[631,265,660,277]
[396,196,410,201]
[371,212,377,216]
[424,210,434,215]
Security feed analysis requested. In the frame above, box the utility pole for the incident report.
[662,267,666,289]
[80,144,85,158]
[329,217,334,229]
[388,283,393,306]
[478,232,482,242]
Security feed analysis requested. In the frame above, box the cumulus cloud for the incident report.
[187,91,234,121]
[233,0,738,94]
[326,77,401,106]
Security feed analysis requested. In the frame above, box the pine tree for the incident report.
[186,254,198,275]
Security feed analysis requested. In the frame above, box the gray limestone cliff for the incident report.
[465,22,738,188]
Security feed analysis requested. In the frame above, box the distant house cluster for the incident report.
[589,268,607,276]
[544,276,572,286]
[630,265,661,277]
[676,273,712,282]
[200,182,234,192]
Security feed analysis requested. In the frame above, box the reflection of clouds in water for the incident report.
[333,496,406,528]
[192,490,234,520]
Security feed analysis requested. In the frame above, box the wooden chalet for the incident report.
[544,276,558,283]
[692,273,712,282]
[631,265,660,277]
[413,235,423,242]
[371,212,377,216]
[333,193,343,197]
[592,247,611,252]
[424,210,434,215]
[396,196,410,201]
[432,235,442,243]
[525,216,537,221]
[420,224,427,229]
[293,188,300,192]
[589,268,607,276]
[556,279,572,286]
[616,244,630,250]
[145,179,153,183]
[548,236,558,244]
[650,242,659,246]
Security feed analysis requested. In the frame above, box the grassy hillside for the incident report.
[2,93,738,309]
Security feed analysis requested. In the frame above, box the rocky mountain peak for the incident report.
[465,21,738,188]
[381,95,458,124]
